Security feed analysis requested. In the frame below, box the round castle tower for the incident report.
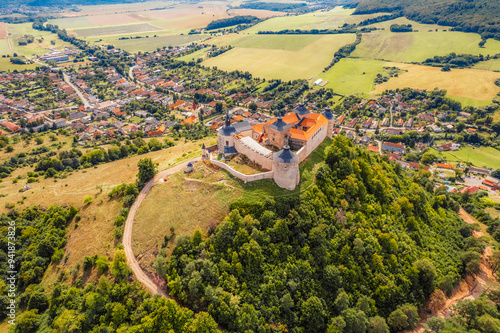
[273,140,300,190]
[217,113,236,154]
[321,107,335,138]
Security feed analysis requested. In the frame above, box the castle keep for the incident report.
[214,103,336,190]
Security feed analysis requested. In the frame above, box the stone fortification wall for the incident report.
[210,159,274,183]
[297,146,307,162]
[234,138,273,170]
[301,125,328,160]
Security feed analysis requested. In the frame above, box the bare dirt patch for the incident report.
[413,208,498,331]
[0,22,7,39]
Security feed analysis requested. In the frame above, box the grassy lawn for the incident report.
[202,34,356,81]
[352,18,500,63]
[430,146,500,170]
[244,7,386,33]
[371,62,500,102]
[317,58,387,96]
[129,116,142,124]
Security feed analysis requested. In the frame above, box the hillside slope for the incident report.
[355,0,500,37]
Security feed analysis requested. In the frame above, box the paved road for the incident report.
[128,65,135,81]
[123,157,201,297]
[63,72,91,108]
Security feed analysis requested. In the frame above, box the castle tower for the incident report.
[217,113,237,155]
[273,139,300,190]
[322,107,335,138]
[293,102,309,117]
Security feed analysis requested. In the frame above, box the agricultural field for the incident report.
[315,58,387,96]
[244,6,386,33]
[202,33,356,81]
[0,22,7,39]
[371,62,500,103]
[430,146,500,170]
[0,57,39,71]
[4,23,74,57]
[73,23,161,37]
[99,34,206,53]
[474,59,500,72]
[352,22,500,62]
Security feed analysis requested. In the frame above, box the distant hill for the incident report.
[354,0,500,38]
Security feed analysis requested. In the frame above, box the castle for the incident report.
[208,103,336,190]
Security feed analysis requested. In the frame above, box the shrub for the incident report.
[83,196,93,205]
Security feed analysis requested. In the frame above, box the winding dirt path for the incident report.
[123,157,201,297]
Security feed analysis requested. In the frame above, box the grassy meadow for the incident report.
[202,33,356,80]
[0,139,211,291]
[430,146,500,170]
[74,23,161,37]
[132,163,243,268]
[244,6,386,33]
[474,59,500,72]
[316,58,387,96]
[353,20,500,63]
[3,23,74,57]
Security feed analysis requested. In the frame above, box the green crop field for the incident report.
[316,58,387,96]
[226,34,325,51]
[0,39,10,55]
[74,23,161,37]
[430,146,500,170]
[352,18,500,63]
[203,34,355,81]
[446,95,493,108]
[474,59,500,72]
[245,7,386,33]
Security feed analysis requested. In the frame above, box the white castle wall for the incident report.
[210,159,274,183]
[234,138,273,170]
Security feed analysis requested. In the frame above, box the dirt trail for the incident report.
[123,157,201,297]
[412,208,496,332]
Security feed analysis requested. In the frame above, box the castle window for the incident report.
[226,141,229,146]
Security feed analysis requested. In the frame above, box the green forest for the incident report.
[162,136,499,332]
[355,0,500,37]
[2,137,500,332]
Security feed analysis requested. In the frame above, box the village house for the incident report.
[382,142,407,154]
